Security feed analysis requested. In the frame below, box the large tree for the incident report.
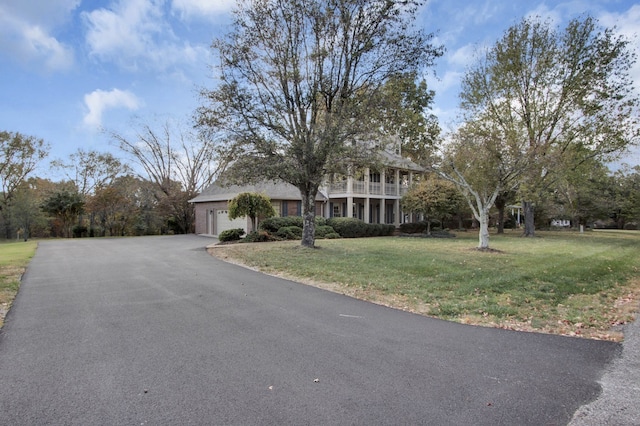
[438,122,524,249]
[611,165,640,229]
[197,0,442,247]
[457,16,639,238]
[112,120,221,234]
[0,131,49,238]
[378,73,441,166]
[51,149,129,197]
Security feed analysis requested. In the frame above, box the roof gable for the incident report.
[190,180,326,203]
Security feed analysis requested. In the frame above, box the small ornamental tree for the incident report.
[401,176,463,235]
[228,192,276,232]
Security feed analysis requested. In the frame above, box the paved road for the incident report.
[0,235,622,425]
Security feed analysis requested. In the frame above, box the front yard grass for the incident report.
[0,241,37,328]
[210,230,640,341]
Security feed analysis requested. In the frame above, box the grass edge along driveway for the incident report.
[209,230,640,342]
[0,241,37,328]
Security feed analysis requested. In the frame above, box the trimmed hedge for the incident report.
[243,230,276,243]
[399,221,427,234]
[259,216,393,239]
[219,228,245,242]
[276,226,303,240]
[315,225,337,238]
[327,217,395,238]
[259,216,303,233]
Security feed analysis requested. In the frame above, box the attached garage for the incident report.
[189,180,326,235]
[215,209,247,235]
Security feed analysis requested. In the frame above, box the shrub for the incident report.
[259,216,303,233]
[72,225,88,238]
[315,225,336,238]
[324,232,341,239]
[276,226,303,240]
[367,223,396,237]
[219,228,245,242]
[243,230,274,243]
[327,217,394,238]
[399,222,429,234]
[315,216,327,227]
[327,217,365,237]
[380,224,396,236]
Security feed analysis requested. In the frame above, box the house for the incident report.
[189,181,326,236]
[190,150,425,236]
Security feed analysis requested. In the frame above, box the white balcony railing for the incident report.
[352,181,366,194]
[330,181,347,193]
[385,184,397,196]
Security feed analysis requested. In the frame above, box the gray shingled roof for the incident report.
[377,150,426,172]
[189,180,326,203]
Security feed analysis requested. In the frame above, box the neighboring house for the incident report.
[551,219,571,228]
[190,150,425,236]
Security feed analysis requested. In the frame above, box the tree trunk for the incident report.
[300,188,317,248]
[495,195,506,234]
[522,200,535,237]
[477,208,491,249]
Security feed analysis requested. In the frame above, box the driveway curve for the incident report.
[0,235,621,425]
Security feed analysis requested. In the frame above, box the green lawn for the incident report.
[0,241,37,328]
[210,230,640,341]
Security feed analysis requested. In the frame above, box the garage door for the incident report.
[215,209,247,235]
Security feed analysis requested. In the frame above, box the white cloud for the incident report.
[171,0,236,20]
[1,0,80,28]
[83,0,164,70]
[448,44,483,68]
[83,89,142,128]
[82,0,208,72]
[428,70,464,95]
[525,4,562,25]
[0,2,75,72]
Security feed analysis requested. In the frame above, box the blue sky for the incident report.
[1,0,639,178]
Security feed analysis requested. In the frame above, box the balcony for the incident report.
[328,180,407,197]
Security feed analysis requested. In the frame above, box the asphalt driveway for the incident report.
[0,235,622,425]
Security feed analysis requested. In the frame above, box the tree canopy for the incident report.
[0,131,49,238]
[401,176,463,235]
[439,15,639,248]
[112,119,222,234]
[197,0,443,247]
[228,192,276,232]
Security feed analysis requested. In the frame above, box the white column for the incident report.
[364,197,370,223]
[394,199,400,227]
[395,169,400,196]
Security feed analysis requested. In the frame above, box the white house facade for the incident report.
[190,150,425,236]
